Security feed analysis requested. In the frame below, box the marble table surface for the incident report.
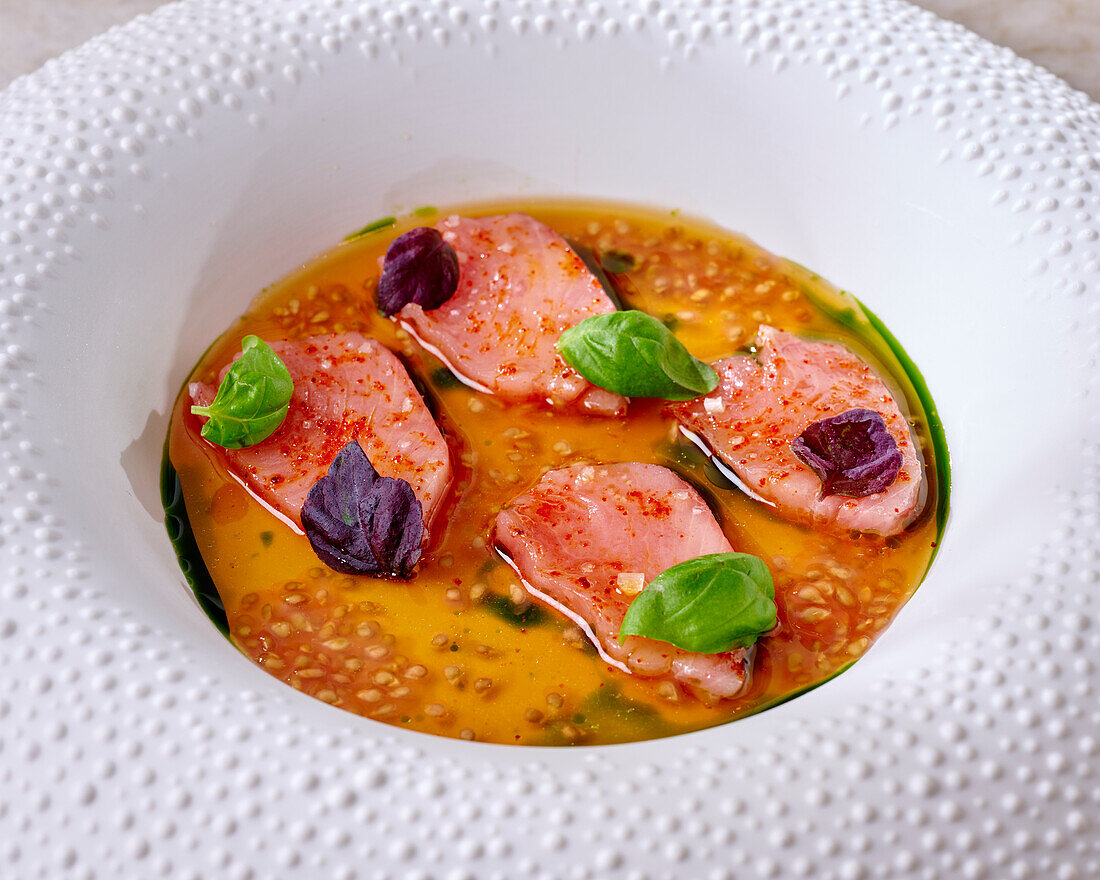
[2,0,1099,100]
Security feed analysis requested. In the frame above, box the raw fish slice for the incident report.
[190,332,452,531]
[668,326,922,535]
[493,462,750,699]
[397,213,627,416]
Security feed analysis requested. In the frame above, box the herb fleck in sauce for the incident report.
[167,200,944,745]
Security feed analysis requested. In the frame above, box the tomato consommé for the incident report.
[166,200,945,746]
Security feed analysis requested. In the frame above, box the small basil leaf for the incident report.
[190,335,293,449]
[377,227,460,316]
[557,311,718,401]
[791,407,903,498]
[618,552,776,653]
[301,440,424,578]
[344,215,396,241]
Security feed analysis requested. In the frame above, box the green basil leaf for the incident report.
[557,311,718,401]
[618,552,776,653]
[191,335,293,449]
[343,215,397,242]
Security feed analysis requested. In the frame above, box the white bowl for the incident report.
[1,0,1098,876]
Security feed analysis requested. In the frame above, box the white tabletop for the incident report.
[1,0,1099,99]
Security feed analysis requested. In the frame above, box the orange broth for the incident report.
[167,200,942,745]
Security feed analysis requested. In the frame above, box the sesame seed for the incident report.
[469,582,487,600]
[284,593,307,605]
[552,440,572,455]
[546,693,563,709]
[467,398,485,413]
[322,637,349,650]
[367,645,390,660]
[404,665,428,680]
[459,729,476,741]
[444,587,462,602]
[616,572,646,595]
[374,671,397,686]
[317,689,338,703]
[524,709,544,724]
[431,633,450,648]
[425,703,446,718]
[562,627,585,647]
[798,586,825,604]
[474,678,493,694]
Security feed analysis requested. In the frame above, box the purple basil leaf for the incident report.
[377,227,460,316]
[790,407,903,498]
[301,440,424,578]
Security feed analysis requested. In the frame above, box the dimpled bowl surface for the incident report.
[1,0,1098,877]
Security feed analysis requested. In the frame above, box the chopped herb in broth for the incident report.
[166,200,948,746]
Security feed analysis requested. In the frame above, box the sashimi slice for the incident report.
[396,213,627,416]
[668,326,923,535]
[190,332,452,531]
[493,462,751,699]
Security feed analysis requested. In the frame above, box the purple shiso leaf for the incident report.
[790,407,903,499]
[361,475,424,578]
[301,440,424,578]
[377,227,460,316]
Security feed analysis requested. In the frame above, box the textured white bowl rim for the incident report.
[1,0,1099,878]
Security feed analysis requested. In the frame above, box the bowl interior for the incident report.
[28,27,1080,741]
